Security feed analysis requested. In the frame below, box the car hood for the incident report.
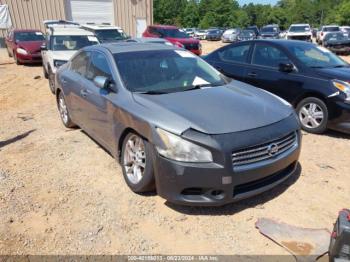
[261,32,278,36]
[132,81,293,135]
[287,31,311,36]
[52,51,77,61]
[165,37,199,44]
[18,41,45,53]
[314,67,350,81]
[326,39,350,45]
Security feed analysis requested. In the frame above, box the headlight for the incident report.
[332,80,350,101]
[155,128,213,163]
[16,48,28,55]
[54,60,67,68]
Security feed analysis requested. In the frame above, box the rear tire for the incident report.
[57,91,76,128]
[121,132,155,193]
[296,97,328,134]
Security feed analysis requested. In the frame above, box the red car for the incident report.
[5,29,45,64]
[143,25,202,55]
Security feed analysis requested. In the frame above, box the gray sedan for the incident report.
[55,43,301,206]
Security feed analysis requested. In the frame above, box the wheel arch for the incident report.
[293,92,328,108]
[117,127,150,162]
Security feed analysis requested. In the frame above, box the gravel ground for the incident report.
[0,43,350,255]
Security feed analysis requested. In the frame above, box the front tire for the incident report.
[48,67,55,94]
[13,52,20,65]
[7,47,12,57]
[57,91,76,128]
[43,65,49,79]
[121,133,155,193]
[296,97,328,134]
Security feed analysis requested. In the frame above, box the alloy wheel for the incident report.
[299,102,324,129]
[58,94,69,125]
[123,135,146,185]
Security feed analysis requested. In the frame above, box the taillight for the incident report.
[321,32,324,36]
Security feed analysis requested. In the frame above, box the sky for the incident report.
[238,0,278,6]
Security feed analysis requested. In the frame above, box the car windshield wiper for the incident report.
[137,90,170,95]
[183,83,222,92]
[333,65,348,68]
[309,66,326,69]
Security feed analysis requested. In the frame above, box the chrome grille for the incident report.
[232,132,297,167]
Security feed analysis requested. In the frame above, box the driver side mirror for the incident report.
[279,63,294,73]
[93,76,114,90]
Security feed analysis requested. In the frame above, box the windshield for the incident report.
[287,44,348,68]
[289,26,310,32]
[224,29,237,35]
[261,27,278,33]
[324,33,348,41]
[241,31,254,37]
[161,29,189,38]
[14,32,45,42]
[324,27,340,32]
[114,50,227,93]
[208,30,220,34]
[95,29,127,42]
[52,35,98,51]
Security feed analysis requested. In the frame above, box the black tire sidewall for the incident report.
[121,133,155,193]
[296,97,328,134]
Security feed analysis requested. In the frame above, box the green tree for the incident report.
[182,0,200,27]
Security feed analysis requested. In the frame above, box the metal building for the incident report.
[0,0,153,39]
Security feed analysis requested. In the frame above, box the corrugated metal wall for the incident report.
[114,0,153,36]
[0,0,66,37]
[0,0,153,38]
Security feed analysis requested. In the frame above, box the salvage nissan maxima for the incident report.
[55,43,301,206]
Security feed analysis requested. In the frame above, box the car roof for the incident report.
[82,24,122,30]
[290,24,310,26]
[322,25,340,29]
[94,42,178,54]
[49,27,95,36]
[238,39,314,47]
[151,25,178,29]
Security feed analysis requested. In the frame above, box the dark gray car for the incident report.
[55,43,301,206]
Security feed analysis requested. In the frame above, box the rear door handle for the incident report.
[80,89,92,97]
[248,72,257,78]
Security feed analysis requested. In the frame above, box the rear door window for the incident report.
[71,51,91,77]
[218,44,251,64]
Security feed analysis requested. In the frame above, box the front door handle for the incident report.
[80,89,92,97]
[248,72,257,78]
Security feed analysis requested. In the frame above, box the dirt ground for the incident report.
[0,42,350,256]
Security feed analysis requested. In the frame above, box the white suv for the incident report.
[285,24,312,41]
[41,21,99,94]
[81,23,128,43]
[316,25,341,44]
